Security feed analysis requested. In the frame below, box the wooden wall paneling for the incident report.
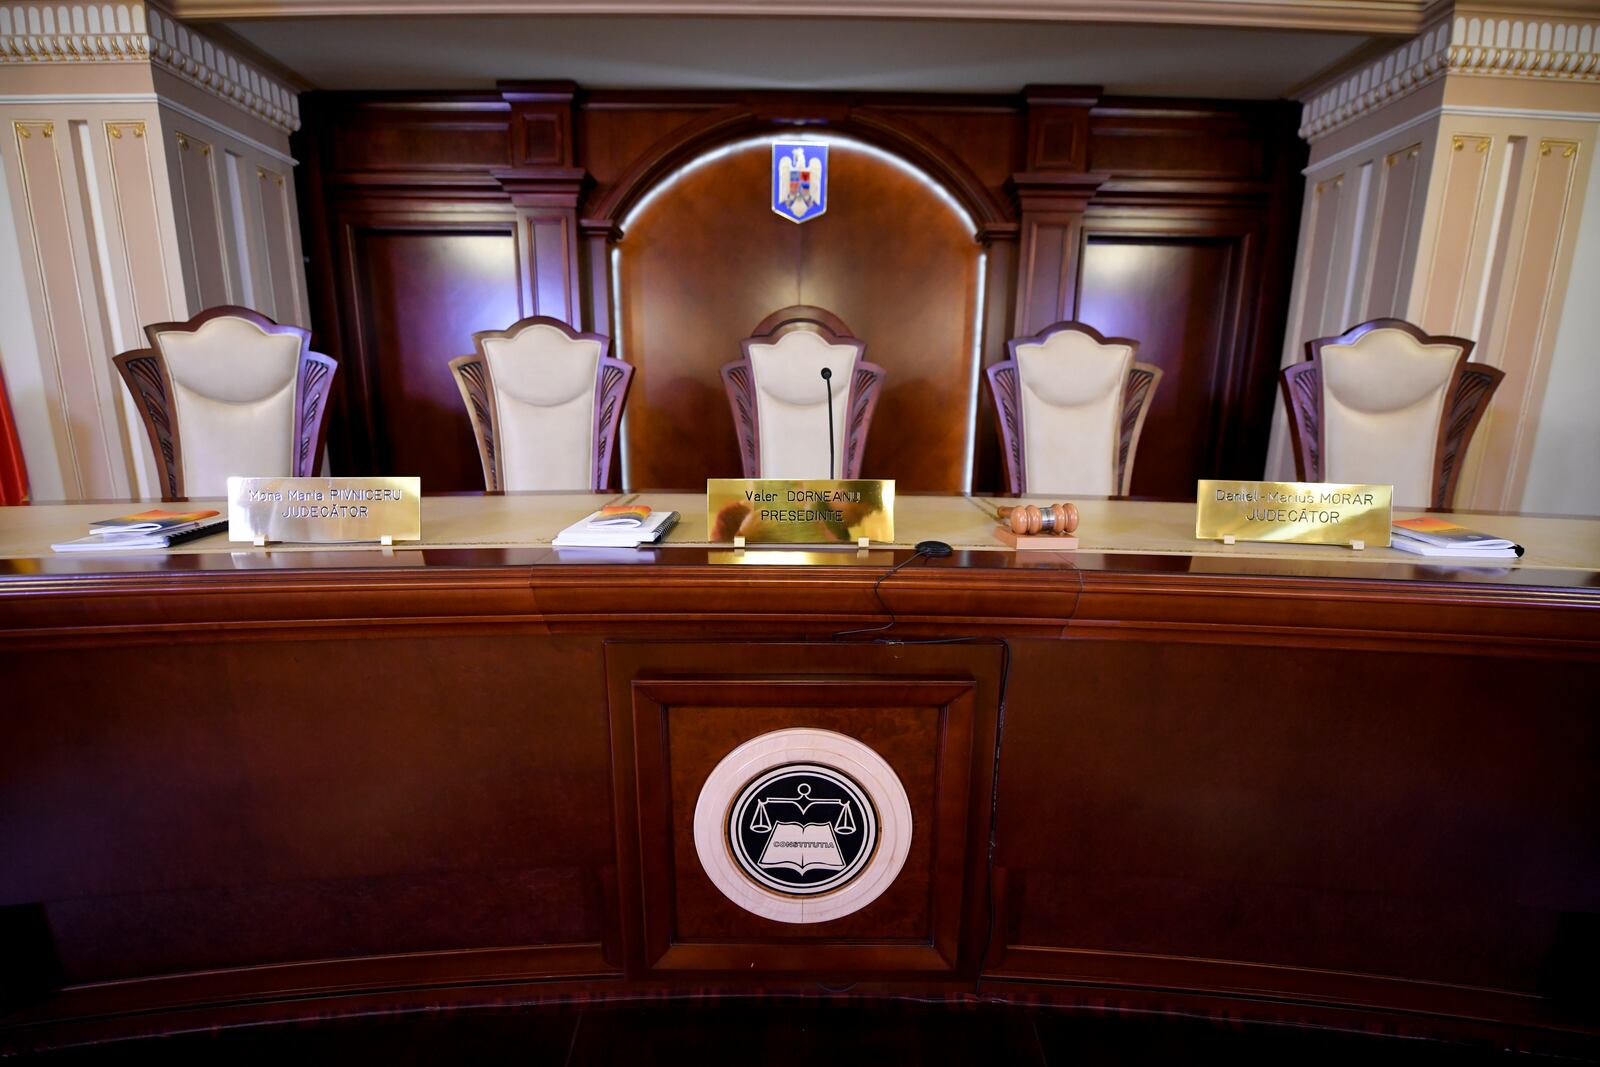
[614,140,983,492]
[494,169,586,326]
[335,212,523,489]
[494,83,586,326]
[1,633,619,986]
[1075,211,1255,498]
[990,636,1600,1031]
[605,642,1002,980]
[295,90,1307,496]
[1010,87,1101,338]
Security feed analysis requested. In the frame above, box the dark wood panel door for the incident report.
[342,223,523,491]
[617,141,981,492]
[1077,227,1250,499]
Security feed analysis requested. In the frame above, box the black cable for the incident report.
[829,545,1014,992]
[829,547,933,640]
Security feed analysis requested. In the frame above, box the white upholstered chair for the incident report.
[721,306,885,479]
[114,306,337,500]
[449,316,633,492]
[987,321,1162,497]
[1280,319,1504,509]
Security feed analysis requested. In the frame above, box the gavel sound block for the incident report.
[994,503,1080,551]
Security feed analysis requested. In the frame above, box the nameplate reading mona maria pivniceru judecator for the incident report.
[228,476,421,544]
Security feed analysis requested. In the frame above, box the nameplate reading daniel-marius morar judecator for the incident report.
[1196,479,1391,548]
[707,479,894,544]
[228,477,421,544]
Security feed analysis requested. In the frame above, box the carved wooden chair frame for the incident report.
[449,316,633,493]
[720,305,885,479]
[113,305,337,501]
[986,321,1163,497]
[1280,318,1503,510]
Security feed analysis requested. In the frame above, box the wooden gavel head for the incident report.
[998,503,1079,536]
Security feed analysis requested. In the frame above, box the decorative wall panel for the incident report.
[297,89,1305,494]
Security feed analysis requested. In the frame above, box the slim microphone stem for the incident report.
[821,367,836,480]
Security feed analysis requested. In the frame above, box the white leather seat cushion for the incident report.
[1321,328,1461,507]
[749,332,859,479]
[483,324,601,491]
[1016,330,1132,496]
[155,317,301,497]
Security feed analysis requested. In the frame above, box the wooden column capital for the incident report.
[498,81,579,168]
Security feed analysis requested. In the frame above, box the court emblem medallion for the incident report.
[772,142,828,223]
[694,728,911,924]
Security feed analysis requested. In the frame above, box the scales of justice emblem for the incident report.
[728,763,876,896]
[772,142,829,223]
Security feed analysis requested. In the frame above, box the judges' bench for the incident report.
[1,494,1597,1055]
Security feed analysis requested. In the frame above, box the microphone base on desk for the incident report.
[914,540,953,558]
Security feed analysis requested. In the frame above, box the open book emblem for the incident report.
[729,764,876,896]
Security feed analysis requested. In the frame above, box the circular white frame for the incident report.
[693,727,912,925]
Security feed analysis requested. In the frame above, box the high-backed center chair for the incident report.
[721,306,885,479]
[449,316,633,492]
[114,306,337,500]
[1280,318,1504,509]
[987,321,1163,497]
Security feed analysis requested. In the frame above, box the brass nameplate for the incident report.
[1196,479,1391,547]
[228,476,422,544]
[707,479,894,544]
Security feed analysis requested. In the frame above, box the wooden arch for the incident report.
[584,104,1014,237]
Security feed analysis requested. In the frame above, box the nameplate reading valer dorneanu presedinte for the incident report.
[707,479,894,544]
[1196,479,1391,548]
[228,477,421,545]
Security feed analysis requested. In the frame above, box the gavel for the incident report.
[998,503,1079,536]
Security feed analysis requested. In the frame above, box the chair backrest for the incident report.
[114,306,336,500]
[987,321,1162,497]
[449,316,632,492]
[721,306,884,479]
[1281,318,1504,509]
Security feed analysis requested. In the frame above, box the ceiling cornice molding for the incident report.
[0,2,300,132]
[1297,6,1599,141]
[166,0,1431,35]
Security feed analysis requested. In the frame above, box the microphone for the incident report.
[820,367,836,480]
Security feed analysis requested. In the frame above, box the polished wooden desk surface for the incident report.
[3,491,1598,577]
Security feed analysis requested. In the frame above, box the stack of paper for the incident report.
[1390,517,1522,559]
[552,506,679,548]
[52,509,227,552]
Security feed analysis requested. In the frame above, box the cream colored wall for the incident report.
[1267,46,1593,518]
[0,1,305,500]
[1264,94,1442,481]
[155,72,308,328]
[0,96,181,499]
[1520,148,1600,516]
[1414,104,1596,512]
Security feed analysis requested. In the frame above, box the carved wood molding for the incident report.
[110,348,183,499]
[1299,11,1600,142]
[166,0,1434,35]
[294,352,338,477]
[587,103,1010,232]
[986,363,1025,495]
[0,4,301,133]
[449,355,500,492]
